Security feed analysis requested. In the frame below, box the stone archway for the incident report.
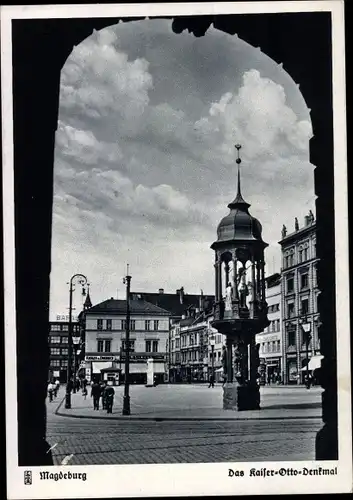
[12,12,336,465]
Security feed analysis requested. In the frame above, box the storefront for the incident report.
[287,355,299,385]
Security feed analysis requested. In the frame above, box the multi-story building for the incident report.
[137,288,214,382]
[255,273,282,384]
[279,212,321,384]
[83,297,170,384]
[48,321,80,382]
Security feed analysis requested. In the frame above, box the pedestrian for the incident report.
[82,386,88,400]
[208,373,215,388]
[55,379,60,396]
[104,384,115,414]
[47,381,54,402]
[100,381,107,409]
[91,380,101,410]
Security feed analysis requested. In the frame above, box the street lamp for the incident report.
[300,315,312,385]
[65,273,89,409]
[122,266,131,415]
[72,335,81,391]
[209,332,215,379]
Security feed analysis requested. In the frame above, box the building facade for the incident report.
[279,213,321,385]
[83,297,170,384]
[255,273,282,384]
[48,321,80,382]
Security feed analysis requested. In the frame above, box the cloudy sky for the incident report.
[49,18,315,319]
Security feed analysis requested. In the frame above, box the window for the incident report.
[218,351,221,359]
[175,352,180,363]
[313,240,316,257]
[122,340,135,352]
[104,340,111,352]
[176,338,180,349]
[60,359,68,367]
[288,330,296,346]
[152,340,158,353]
[106,319,112,330]
[153,320,159,331]
[61,325,68,331]
[97,340,104,353]
[130,320,136,331]
[286,275,294,293]
[97,339,111,353]
[268,342,272,353]
[300,273,309,289]
[145,320,151,331]
[298,247,304,263]
[51,324,61,331]
[61,336,68,344]
[146,340,151,352]
[277,319,281,331]
[50,336,60,344]
[51,359,60,367]
[277,340,281,352]
[272,341,276,352]
[61,348,68,356]
[287,302,295,318]
[97,319,103,330]
[50,348,60,355]
[301,298,309,316]
[121,320,126,331]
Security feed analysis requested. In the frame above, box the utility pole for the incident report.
[122,266,131,415]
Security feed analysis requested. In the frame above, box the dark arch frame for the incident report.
[11,11,337,465]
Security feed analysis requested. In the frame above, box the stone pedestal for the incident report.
[223,382,238,409]
[237,384,260,411]
[145,358,154,387]
[223,382,260,410]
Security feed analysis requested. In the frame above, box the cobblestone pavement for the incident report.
[46,386,323,465]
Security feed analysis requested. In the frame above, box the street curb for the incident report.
[54,407,322,422]
[54,395,66,415]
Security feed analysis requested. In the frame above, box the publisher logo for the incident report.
[24,471,32,485]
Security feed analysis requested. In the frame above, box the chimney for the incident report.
[158,288,164,294]
[179,286,184,304]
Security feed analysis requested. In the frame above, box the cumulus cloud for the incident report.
[50,21,314,318]
[60,27,153,122]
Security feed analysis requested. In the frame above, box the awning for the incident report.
[300,355,323,371]
[92,361,113,374]
[215,367,223,373]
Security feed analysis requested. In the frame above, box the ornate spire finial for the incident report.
[235,144,242,196]
[227,143,250,210]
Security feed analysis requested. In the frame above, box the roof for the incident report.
[278,222,316,245]
[133,291,214,318]
[86,298,170,316]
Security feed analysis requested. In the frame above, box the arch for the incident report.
[12,11,336,465]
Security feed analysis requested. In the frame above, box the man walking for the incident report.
[104,383,115,414]
[208,372,215,388]
[91,380,101,410]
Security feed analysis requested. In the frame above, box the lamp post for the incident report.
[72,335,80,391]
[300,315,312,386]
[122,267,131,415]
[65,273,89,409]
[209,332,215,380]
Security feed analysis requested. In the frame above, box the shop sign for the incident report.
[85,355,115,361]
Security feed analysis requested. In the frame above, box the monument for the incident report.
[211,144,269,411]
